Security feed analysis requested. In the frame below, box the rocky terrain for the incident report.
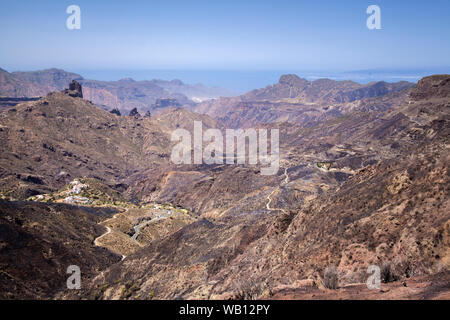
[0,80,224,200]
[0,74,448,300]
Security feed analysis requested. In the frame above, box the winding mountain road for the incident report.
[93,212,123,246]
[130,215,170,243]
[94,212,128,260]
[266,167,290,213]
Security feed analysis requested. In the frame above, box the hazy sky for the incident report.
[1,0,449,73]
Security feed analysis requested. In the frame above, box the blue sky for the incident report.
[1,0,449,90]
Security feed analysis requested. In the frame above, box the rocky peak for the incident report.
[410,74,450,100]
[63,80,83,98]
[278,74,309,88]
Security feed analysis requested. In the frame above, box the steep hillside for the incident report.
[0,85,219,200]
[0,91,157,198]
[0,199,121,299]
[75,75,449,300]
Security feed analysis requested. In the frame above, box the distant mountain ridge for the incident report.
[193,74,415,128]
[0,68,234,113]
[245,74,414,103]
[149,78,233,102]
[0,68,81,98]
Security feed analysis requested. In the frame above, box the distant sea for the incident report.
[74,68,450,94]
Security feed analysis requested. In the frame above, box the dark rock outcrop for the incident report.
[110,108,121,116]
[128,108,141,118]
[63,80,83,98]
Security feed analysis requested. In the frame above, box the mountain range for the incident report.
[0,68,233,114]
[0,70,448,300]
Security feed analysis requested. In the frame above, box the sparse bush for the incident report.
[381,263,398,283]
[317,162,333,170]
[235,278,264,300]
[323,266,339,289]
[120,281,140,299]
[100,283,109,292]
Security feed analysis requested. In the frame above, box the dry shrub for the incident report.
[235,277,265,300]
[323,266,339,289]
[381,263,399,283]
